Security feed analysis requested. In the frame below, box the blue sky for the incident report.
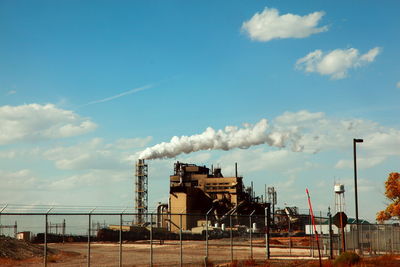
[0,1,399,222]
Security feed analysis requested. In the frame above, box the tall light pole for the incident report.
[353,138,363,252]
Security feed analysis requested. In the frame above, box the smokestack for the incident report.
[138,118,297,160]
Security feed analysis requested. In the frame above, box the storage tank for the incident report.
[334,184,345,194]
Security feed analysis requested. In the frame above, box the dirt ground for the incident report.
[0,236,59,260]
[1,237,399,266]
[0,238,322,266]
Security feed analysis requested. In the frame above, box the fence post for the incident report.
[352,225,356,252]
[88,213,91,267]
[328,210,333,259]
[391,225,394,253]
[396,227,398,253]
[0,204,8,236]
[249,210,255,259]
[205,207,212,260]
[44,207,53,267]
[369,224,372,254]
[62,219,65,244]
[150,213,153,267]
[230,214,233,262]
[385,225,388,254]
[289,218,292,256]
[309,209,314,257]
[377,224,380,254]
[119,214,122,267]
[44,214,48,267]
[360,223,363,254]
[265,205,270,259]
[180,214,183,267]
[14,221,17,238]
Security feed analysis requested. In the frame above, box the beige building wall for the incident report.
[170,192,189,231]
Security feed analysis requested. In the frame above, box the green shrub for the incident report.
[333,252,360,266]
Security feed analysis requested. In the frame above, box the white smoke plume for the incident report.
[138,119,300,160]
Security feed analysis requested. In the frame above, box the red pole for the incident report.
[306,188,322,267]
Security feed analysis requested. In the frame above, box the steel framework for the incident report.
[135,159,148,224]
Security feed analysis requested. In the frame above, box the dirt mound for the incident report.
[0,236,57,260]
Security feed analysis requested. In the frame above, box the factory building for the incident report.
[167,161,266,231]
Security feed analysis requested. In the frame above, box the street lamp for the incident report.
[353,138,363,252]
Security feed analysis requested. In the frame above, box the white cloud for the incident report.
[110,137,153,150]
[138,110,399,170]
[44,137,152,171]
[0,104,97,145]
[242,7,327,42]
[272,110,400,168]
[215,148,297,174]
[47,170,127,190]
[340,177,378,193]
[0,169,44,190]
[0,168,132,205]
[179,152,212,164]
[1,109,398,218]
[335,156,385,169]
[273,111,397,154]
[296,47,381,79]
[275,110,325,124]
[363,130,400,157]
[0,150,17,159]
[396,81,400,88]
[6,90,16,95]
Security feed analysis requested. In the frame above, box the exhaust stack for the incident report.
[135,159,148,225]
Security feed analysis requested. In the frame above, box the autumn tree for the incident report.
[376,172,400,222]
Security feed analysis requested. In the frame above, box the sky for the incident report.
[0,0,399,222]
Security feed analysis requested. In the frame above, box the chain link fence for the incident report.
[1,205,398,266]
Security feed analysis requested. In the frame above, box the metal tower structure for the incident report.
[334,183,345,213]
[135,159,148,225]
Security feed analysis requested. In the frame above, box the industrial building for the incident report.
[136,160,269,233]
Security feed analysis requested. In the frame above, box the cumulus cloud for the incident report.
[335,157,385,169]
[275,110,325,124]
[110,137,153,150]
[242,7,328,42]
[0,136,152,166]
[44,137,152,170]
[296,47,381,79]
[362,130,400,157]
[0,104,97,145]
[0,169,44,190]
[273,110,400,169]
[137,109,400,172]
[215,148,295,174]
[272,110,400,156]
[48,170,127,190]
[339,177,378,193]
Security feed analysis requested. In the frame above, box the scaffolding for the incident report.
[135,159,148,224]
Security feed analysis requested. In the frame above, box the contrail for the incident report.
[82,84,153,106]
[138,119,301,160]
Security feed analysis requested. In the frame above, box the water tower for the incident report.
[334,184,345,213]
